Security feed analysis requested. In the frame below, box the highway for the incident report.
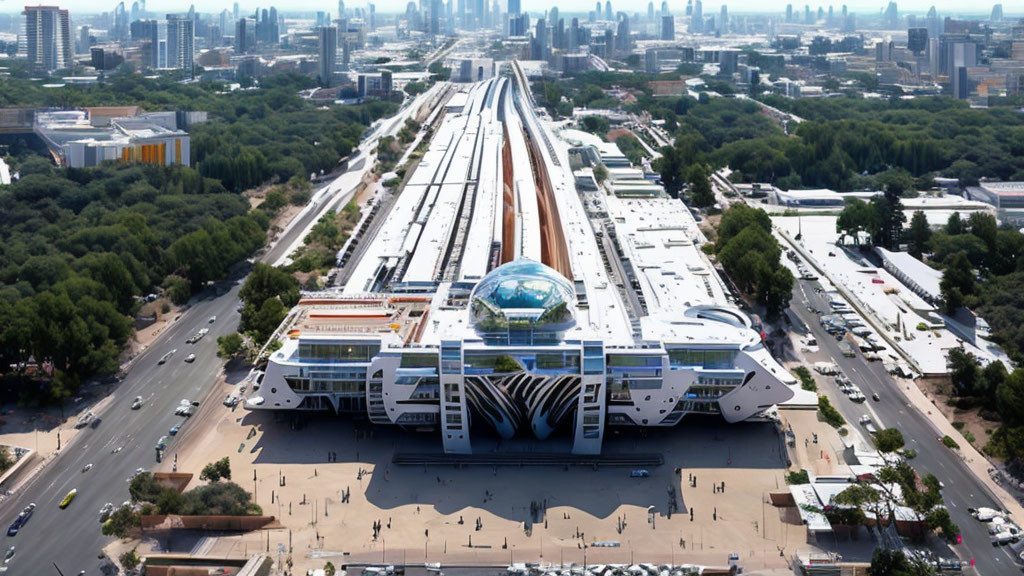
[788,276,1020,574]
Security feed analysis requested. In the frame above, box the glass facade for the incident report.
[667,348,737,369]
[298,342,380,362]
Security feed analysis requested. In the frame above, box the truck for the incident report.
[814,362,839,375]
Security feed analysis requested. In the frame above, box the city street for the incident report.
[788,276,1021,574]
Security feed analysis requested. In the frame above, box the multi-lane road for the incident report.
[788,276,1021,574]
[0,282,244,574]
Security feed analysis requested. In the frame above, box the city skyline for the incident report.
[1,0,1016,16]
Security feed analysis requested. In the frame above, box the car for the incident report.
[630,469,650,478]
[6,504,35,537]
[872,393,881,402]
[155,435,170,450]
[74,411,94,429]
[3,546,13,562]
[89,417,102,429]
[131,396,143,409]
[169,425,180,436]
[209,315,217,323]
[81,463,92,473]
[158,349,177,364]
[184,353,196,363]
[223,395,239,407]
[98,503,114,522]
[127,468,145,483]
[58,489,77,509]
[175,405,194,417]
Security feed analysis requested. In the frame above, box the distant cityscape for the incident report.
[1,1,1020,102]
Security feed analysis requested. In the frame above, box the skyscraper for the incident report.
[22,5,72,72]
[719,5,727,34]
[165,13,193,74]
[338,0,346,18]
[907,27,928,55]
[604,1,612,21]
[884,1,898,28]
[647,2,654,21]
[990,4,1003,21]
[317,25,337,87]
[661,14,674,40]
[785,4,792,23]
[235,17,255,54]
[531,17,547,59]
[689,0,702,33]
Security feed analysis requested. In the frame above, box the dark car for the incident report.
[89,417,102,429]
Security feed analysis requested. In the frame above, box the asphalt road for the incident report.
[0,283,244,575]
[788,277,1020,575]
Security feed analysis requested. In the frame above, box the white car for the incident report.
[184,353,196,363]
[971,507,1001,521]
[158,349,176,364]
[131,396,143,410]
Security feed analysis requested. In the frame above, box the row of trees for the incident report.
[714,205,794,317]
[238,263,300,345]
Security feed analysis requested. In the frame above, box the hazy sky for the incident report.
[2,0,1012,16]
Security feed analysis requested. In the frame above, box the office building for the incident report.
[165,13,194,73]
[317,25,337,87]
[357,70,392,98]
[22,5,73,73]
[235,17,256,54]
[661,14,674,40]
[35,110,190,168]
[908,27,928,55]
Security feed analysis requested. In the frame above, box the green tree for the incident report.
[996,368,1024,427]
[869,548,930,576]
[907,211,931,259]
[102,505,141,538]
[163,274,192,306]
[593,163,608,184]
[947,348,979,397]
[687,164,715,208]
[946,213,963,235]
[324,562,337,576]
[836,198,878,242]
[939,252,976,313]
[119,548,140,571]
[871,188,906,250]
[874,428,906,453]
[200,456,231,482]
[655,144,686,197]
[217,332,245,358]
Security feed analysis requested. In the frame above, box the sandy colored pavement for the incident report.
[158,397,819,573]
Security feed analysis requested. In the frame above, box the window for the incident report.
[400,353,439,368]
[298,342,380,362]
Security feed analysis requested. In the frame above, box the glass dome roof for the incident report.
[469,259,576,341]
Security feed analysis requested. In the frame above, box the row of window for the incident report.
[298,343,380,362]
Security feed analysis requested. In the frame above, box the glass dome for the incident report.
[469,259,576,343]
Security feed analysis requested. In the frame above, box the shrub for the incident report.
[903,448,917,459]
[942,435,960,449]
[119,548,140,571]
[818,395,846,428]
[952,421,966,430]
[793,366,817,392]
[786,469,810,484]
[200,457,231,482]
[963,430,976,444]
[916,322,928,331]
